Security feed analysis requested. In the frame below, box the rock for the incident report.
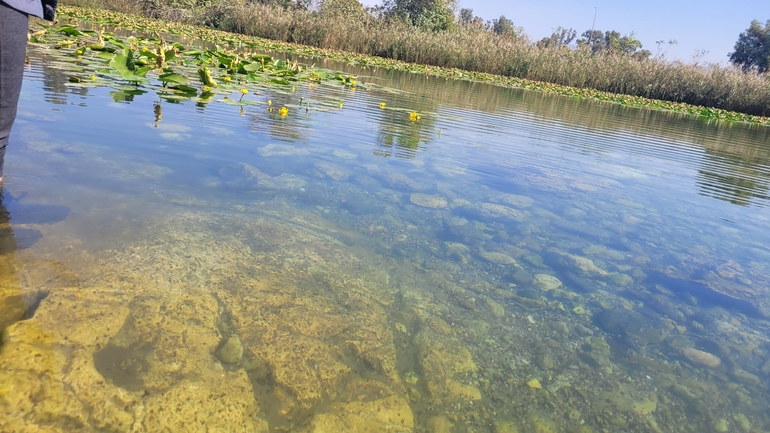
[479,249,519,266]
[0,291,25,334]
[549,322,569,336]
[310,395,414,432]
[681,348,721,368]
[258,143,309,157]
[594,307,646,336]
[219,163,275,191]
[445,379,482,401]
[524,254,546,268]
[478,203,528,221]
[533,274,562,292]
[332,149,357,159]
[273,173,306,190]
[486,298,506,318]
[410,193,447,209]
[528,412,556,433]
[526,379,542,389]
[537,353,556,370]
[732,368,760,386]
[493,420,519,433]
[762,359,770,375]
[734,413,751,431]
[217,334,244,364]
[427,416,454,433]
[609,273,634,286]
[631,397,656,415]
[445,241,469,254]
[511,269,533,284]
[315,161,349,180]
[547,249,608,276]
[383,173,421,190]
[415,329,480,404]
[714,419,729,432]
[143,376,269,432]
[587,337,611,355]
[499,194,534,208]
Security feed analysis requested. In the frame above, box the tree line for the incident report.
[146,0,770,72]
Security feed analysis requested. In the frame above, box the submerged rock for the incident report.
[533,274,562,291]
[547,249,608,277]
[383,172,421,190]
[414,329,480,404]
[310,394,414,432]
[681,348,721,368]
[427,416,454,433]
[477,203,528,221]
[410,193,447,209]
[315,161,349,181]
[0,290,25,335]
[498,194,534,208]
[217,334,244,364]
[479,249,519,266]
[258,143,309,157]
[219,163,275,191]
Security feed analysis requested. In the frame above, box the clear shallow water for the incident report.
[2,43,770,433]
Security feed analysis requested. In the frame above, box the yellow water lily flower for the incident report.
[279,107,289,116]
[267,99,272,105]
[409,112,420,122]
[224,76,232,83]
[90,75,96,80]
[292,86,296,92]
[240,88,248,94]
[380,102,386,108]
[201,85,212,92]
[339,103,343,108]
[268,107,274,113]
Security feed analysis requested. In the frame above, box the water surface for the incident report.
[2,43,770,433]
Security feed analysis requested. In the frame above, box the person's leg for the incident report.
[0,3,30,183]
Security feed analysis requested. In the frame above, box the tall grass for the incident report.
[62,0,770,116]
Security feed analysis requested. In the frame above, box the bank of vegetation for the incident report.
[61,0,770,123]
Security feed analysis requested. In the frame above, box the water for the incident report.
[2,42,770,433]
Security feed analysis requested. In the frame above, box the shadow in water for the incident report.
[0,190,26,335]
[0,188,69,337]
[4,191,70,225]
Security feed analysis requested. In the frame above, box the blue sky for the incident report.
[358,0,767,64]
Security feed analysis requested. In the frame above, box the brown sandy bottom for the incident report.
[1,207,768,433]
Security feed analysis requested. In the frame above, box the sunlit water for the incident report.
[2,42,770,433]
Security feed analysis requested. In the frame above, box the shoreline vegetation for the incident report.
[56,2,770,126]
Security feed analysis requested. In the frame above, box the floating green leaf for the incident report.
[158,72,189,85]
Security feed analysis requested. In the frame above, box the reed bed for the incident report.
[62,0,770,116]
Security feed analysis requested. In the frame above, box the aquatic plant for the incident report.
[27,18,412,116]
[56,4,770,124]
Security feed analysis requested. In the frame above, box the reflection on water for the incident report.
[2,42,770,433]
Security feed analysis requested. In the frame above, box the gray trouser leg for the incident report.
[0,2,29,177]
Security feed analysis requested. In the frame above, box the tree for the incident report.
[457,8,483,27]
[383,0,457,31]
[729,19,770,73]
[537,27,577,49]
[577,29,650,59]
[320,0,365,18]
[492,15,517,37]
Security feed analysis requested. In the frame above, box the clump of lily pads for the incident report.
[54,6,770,126]
[28,21,386,112]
